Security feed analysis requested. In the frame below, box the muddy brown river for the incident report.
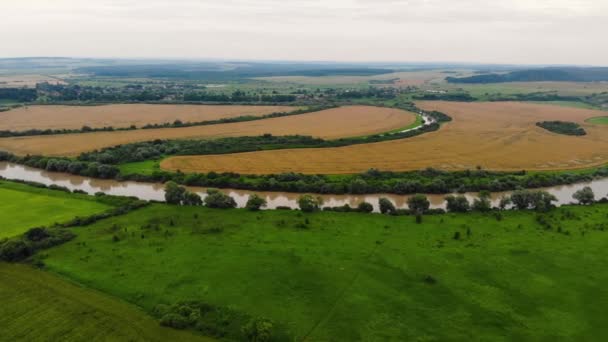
[1,162,608,212]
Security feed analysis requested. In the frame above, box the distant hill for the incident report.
[446,67,608,83]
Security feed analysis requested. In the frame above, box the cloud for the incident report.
[1,0,607,65]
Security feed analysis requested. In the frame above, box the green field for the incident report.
[0,263,208,341]
[118,159,162,175]
[39,203,608,341]
[587,116,608,125]
[0,181,112,238]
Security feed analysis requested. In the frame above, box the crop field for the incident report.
[38,203,608,341]
[0,263,207,341]
[161,101,608,175]
[0,74,66,88]
[0,105,416,156]
[0,180,112,238]
[0,104,300,131]
[257,70,470,87]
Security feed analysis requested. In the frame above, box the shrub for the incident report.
[0,240,32,261]
[242,318,274,342]
[246,194,267,211]
[164,181,185,204]
[204,189,237,209]
[408,194,430,214]
[445,195,470,213]
[297,194,323,212]
[573,186,595,205]
[378,197,396,214]
[357,201,374,213]
[472,191,492,212]
[182,191,202,206]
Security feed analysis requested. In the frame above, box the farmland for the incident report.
[0,263,207,341]
[0,104,299,131]
[0,105,416,156]
[33,202,608,341]
[0,180,112,238]
[161,101,608,175]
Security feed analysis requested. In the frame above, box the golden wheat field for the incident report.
[0,104,300,131]
[161,101,608,174]
[0,106,416,156]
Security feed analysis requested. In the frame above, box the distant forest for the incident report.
[76,63,394,80]
[447,67,608,83]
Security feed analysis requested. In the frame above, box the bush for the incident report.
[164,181,185,204]
[204,189,237,209]
[408,194,430,214]
[160,313,191,329]
[242,318,274,342]
[357,201,374,213]
[182,191,202,206]
[0,240,32,261]
[378,197,396,214]
[445,195,470,213]
[472,191,492,212]
[246,194,267,211]
[573,186,595,205]
[297,194,323,212]
[25,227,50,241]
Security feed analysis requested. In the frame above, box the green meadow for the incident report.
[0,263,209,341]
[0,181,112,238]
[39,203,608,341]
[587,116,608,125]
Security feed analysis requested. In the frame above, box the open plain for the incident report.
[161,101,608,174]
[0,105,416,156]
[0,104,299,131]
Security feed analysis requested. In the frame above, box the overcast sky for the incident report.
[2,0,607,65]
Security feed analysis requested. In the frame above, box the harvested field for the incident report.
[161,102,608,174]
[0,104,299,131]
[0,106,416,156]
[0,74,65,88]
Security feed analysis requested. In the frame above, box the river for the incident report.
[1,162,607,212]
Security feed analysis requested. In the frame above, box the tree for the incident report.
[573,186,595,205]
[445,195,470,213]
[408,194,430,214]
[510,189,532,210]
[510,189,556,211]
[246,194,267,211]
[530,191,557,212]
[472,190,492,212]
[165,181,186,204]
[204,189,237,209]
[182,191,202,206]
[357,201,374,213]
[298,194,323,212]
[348,178,368,194]
[498,196,512,210]
[378,197,396,214]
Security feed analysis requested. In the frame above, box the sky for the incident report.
[2,0,607,65]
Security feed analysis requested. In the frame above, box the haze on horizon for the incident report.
[2,0,607,66]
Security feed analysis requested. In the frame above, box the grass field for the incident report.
[161,102,608,174]
[0,181,112,238]
[0,263,208,341]
[587,116,608,125]
[0,105,416,156]
[434,81,608,97]
[0,104,299,131]
[38,203,608,341]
